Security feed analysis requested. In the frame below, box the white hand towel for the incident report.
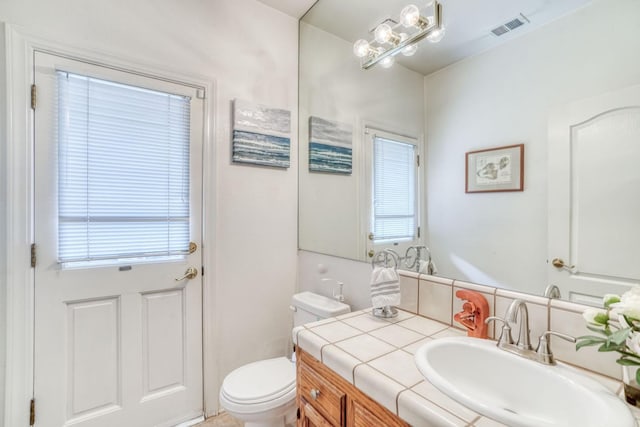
[428,259,438,275]
[370,266,401,308]
[418,259,438,275]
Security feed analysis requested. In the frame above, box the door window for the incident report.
[57,72,191,265]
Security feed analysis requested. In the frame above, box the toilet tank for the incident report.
[291,291,350,326]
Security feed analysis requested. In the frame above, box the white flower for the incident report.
[612,286,640,321]
[582,308,609,325]
[628,331,640,355]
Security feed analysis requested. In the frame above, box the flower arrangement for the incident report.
[576,286,640,386]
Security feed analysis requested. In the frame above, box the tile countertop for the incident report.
[293,309,640,427]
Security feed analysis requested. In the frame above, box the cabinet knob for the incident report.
[309,388,320,400]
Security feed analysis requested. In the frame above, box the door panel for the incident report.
[67,297,121,420]
[33,51,204,427]
[548,85,640,304]
[141,289,186,399]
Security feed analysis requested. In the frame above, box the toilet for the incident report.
[219,291,351,427]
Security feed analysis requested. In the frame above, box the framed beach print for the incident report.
[465,144,524,193]
[232,99,291,168]
[308,116,353,174]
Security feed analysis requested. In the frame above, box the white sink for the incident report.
[414,337,636,427]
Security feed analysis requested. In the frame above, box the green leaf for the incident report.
[616,358,640,366]
[619,351,640,361]
[604,295,621,308]
[635,368,640,385]
[598,342,624,352]
[576,339,606,351]
[607,328,631,345]
[593,312,610,325]
[576,335,608,341]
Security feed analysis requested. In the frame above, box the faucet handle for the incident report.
[536,330,576,365]
[485,316,514,346]
[333,282,345,302]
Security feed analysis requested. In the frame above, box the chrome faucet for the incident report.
[505,299,532,351]
[485,300,576,365]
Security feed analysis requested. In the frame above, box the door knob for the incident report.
[175,267,198,281]
[551,258,575,271]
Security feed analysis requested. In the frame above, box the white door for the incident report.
[33,52,204,427]
[548,85,640,305]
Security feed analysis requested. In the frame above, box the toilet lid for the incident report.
[222,357,296,404]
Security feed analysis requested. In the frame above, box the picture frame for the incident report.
[308,116,353,174]
[231,99,291,168]
[465,144,524,193]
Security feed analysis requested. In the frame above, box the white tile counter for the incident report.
[293,309,639,427]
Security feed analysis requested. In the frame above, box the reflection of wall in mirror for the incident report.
[299,0,640,304]
[425,0,640,295]
[298,23,424,261]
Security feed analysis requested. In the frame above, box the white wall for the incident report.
[0,0,298,417]
[298,23,425,261]
[0,21,7,425]
[425,0,640,295]
[298,251,373,310]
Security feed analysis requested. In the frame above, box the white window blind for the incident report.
[373,136,417,242]
[57,71,191,264]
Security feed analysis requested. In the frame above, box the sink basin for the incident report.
[414,337,636,427]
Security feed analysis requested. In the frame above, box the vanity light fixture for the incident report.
[353,1,444,70]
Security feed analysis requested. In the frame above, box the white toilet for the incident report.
[219,291,350,427]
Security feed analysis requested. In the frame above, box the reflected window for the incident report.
[367,129,420,255]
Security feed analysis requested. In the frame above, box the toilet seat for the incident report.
[220,357,296,414]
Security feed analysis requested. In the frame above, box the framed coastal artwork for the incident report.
[465,144,524,193]
[309,116,353,174]
[232,99,291,168]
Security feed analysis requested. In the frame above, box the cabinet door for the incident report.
[349,398,408,427]
[299,363,345,425]
[300,399,335,427]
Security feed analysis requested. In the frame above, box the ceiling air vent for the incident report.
[490,14,530,37]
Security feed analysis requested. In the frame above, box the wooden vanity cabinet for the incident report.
[296,349,409,427]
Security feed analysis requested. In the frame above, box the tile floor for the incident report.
[196,413,243,427]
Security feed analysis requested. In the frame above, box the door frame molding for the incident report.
[3,25,219,426]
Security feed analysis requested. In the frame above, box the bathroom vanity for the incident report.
[297,348,407,427]
[294,308,640,426]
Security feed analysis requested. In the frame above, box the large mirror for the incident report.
[298,0,640,302]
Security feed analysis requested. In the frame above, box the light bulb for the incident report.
[402,43,418,56]
[400,4,421,27]
[374,23,393,44]
[398,33,418,56]
[380,55,395,68]
[425,16,435,27]
[353,39,370,58]
[427,26,445,43]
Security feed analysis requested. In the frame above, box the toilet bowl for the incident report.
[219,292,350,427]
[219,357,297,427]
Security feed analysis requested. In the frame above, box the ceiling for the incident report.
[256,0,317,18]
[301,0,594,75]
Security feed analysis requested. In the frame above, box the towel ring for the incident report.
[405,245,432,273]
[371,249,400,270]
